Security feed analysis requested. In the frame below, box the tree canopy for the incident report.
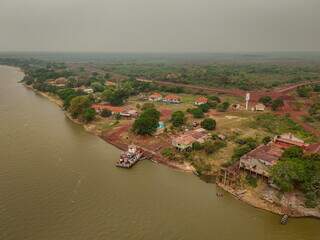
[132,108,160,135]
[170,111,185,127]
[201,118,216,130]
[259,96,272,106]
[271,147,320,207]
[68,95,92,118]
[271,98,284,111]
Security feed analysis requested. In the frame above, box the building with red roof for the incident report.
[91,104,124,114]
[240,133,320,178]
[148,93,162,102]
[163,94,181,104]
[172,128,209,151]
[195,96,208,106]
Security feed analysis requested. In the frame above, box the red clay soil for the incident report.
[138,78,320,101]
[280,101,320,137]
[101,124,191,171]
[159,108,172,121]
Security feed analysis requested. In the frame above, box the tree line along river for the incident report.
[0,65,319,240]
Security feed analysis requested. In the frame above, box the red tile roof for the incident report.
[242,143,283,165]
[195,97,208,104]
[305,143,320,154]
[149,92,162,98]
[164,95,180,101]
[91,104,124,113]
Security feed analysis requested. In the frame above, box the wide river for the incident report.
[0,65,319,240]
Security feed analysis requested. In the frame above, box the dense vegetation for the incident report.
[271,147,320,208]
[170,111,185,128]
[253,113,315,142]
[103,62,320,90]
[132,108,160,135]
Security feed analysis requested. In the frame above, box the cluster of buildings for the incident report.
[148,92,209,106]
[91,104,138,118]
[47,77,68,87]
[172,128,210,151]
[148,93,182,104]
[239,133,320,178]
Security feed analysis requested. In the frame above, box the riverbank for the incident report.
[217,182,320,219]
[19,67,319,219]
[24,83,194,173]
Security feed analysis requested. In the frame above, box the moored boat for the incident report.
[116,145,144,168]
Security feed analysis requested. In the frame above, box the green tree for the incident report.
[91,82,105,92]
[309,103,320,120]
[259,96,273,106]
[282,146,304,159]
[192,142,203,151]
[162,148,174,160]
[132,108,160,135]
[201,118,216,130]
[271,159,306,192]
[217,102,230,112]
[271,98,284,111]
[191,108,204,118]
[171,111,185,127]
[102,87,128,106]
[208,95,221,103]
[83,108,96,122]
[199,103,210,113]
[297,86,312,98]
[313,84,320,92]
[68,95,91,118]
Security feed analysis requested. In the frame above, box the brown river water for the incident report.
[0,65,319,240]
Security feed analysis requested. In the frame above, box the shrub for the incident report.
[171,111,185,127]
[162,148,174,159]
[201,118,216,130]
[262,136,272,145]
[271,98,284,111]
[208,95,221,103]
[101,109,112,118]
[199,103,210,113]
[192,142,203,151]
[246,175,258,188]
[217,102,230,112]
[83,108,96,122]
[259,96,272,106]
[297,86,312,98]
[190,108,204,118]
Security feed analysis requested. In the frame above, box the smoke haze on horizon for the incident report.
[0,0,319,53]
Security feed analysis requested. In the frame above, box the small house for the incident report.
[195,97,208,106]
[91,104,124,115]
[172,128,209,151]
[54,77,67,86]
[163,94,181,104]
[83,88,94,94]
[148,93,162,102]
[120,109,138,118]
[255,103,266,111]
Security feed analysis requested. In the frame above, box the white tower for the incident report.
[245,92,250,110]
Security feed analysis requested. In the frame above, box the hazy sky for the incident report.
[0,0,319,52]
